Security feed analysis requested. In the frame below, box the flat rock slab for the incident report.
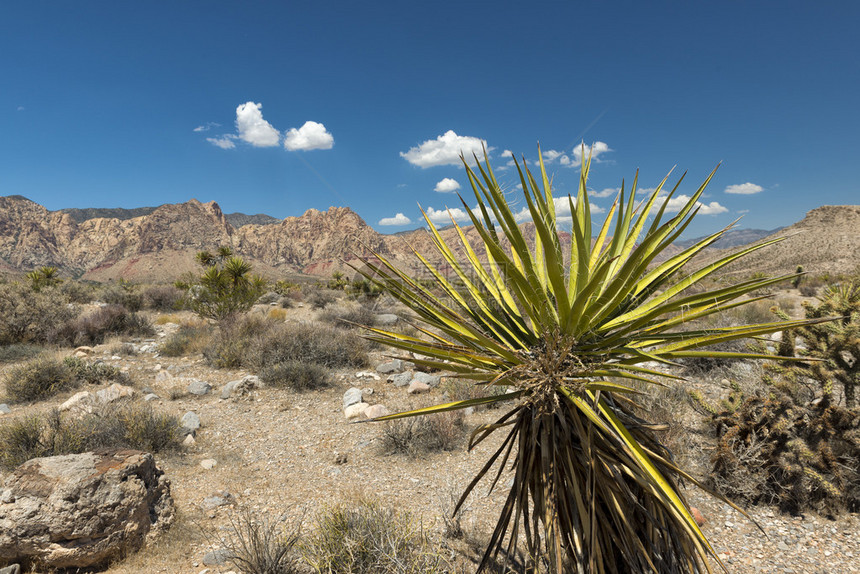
[0,449,174,570]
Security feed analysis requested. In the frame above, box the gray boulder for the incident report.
[388,372,413,387]
[376,359,402,374]
[343,387,363,409]
[0,404,10,415]
[412,371,441,387]
[220,375,261,399]
[187,380,212,396]
[374,313,399,326]
[180,411,201,435]
[0,449,174,569]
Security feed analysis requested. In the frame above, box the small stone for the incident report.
[356,371,381,380]
[183,434,196,446]
[155,370,173,382]
[188,380,212,396]
[343,387,363,409]
[388,372,413,387]
[335,452,348,464]
[143,393,160,402]
[202,549,231,566]
[0,404,10,415]
[344,402,369,420]
[376,359,402,374]
[412,371,441,387]
[407,380,431,394]
[200,459,217,470]
[96,383,135,404]
[181,411,201,434]
[73,345,94,356]
[0,564,21,574]
[202,493,231,510]
[363,404,390,419]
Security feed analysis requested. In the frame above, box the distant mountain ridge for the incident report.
[675,227,784,250]
[0,195,857,282]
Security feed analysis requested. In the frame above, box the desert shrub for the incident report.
[381,412,466,457]
[0,343,44,364]
[216,508,305,574]
[160,324,213,357]
[245,322,369,371]
[59,279,95,303]
[3,356,129,404]
[0,282,78,345]
[3,356,78,403]
[108,341,139,356]
[272,280,300,296]
[709,393,860,514]
[257,291,281,305]
[100,280,143,312]
[26,266,62,291]
[307,289,336,310]
[0,404,182,470]
[49,304,154,346]
[303,498,449,574]
[258,360,329,391]
[142,284,184,311]
[203,314,273,368]
[318,304,377,329]
[155,313,183,325]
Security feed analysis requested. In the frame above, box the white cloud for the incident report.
[236,102,280,147]
[724,182,764,195]
[400,130,488,168]
[193,122,220,132]
[424,206,472,224]
[571,141,612,167]
[16,106,25,112]
[657,194,728,215]
[590,187,619,198]
[434,178,461,193]
[207,135,237,149]
[284,121,334,151]
[379,213,412,226]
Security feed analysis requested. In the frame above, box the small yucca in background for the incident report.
[358,148,823,573]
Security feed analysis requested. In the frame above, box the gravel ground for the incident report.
[1,310,858,574]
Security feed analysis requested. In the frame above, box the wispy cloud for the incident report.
[16,106,25,112]
[725,182,764,195]
[236,102,280,147]
[206,135,237,149]
[193,122,220,132]
[434,178,461,193]
[379,212,412,226]
[538,141,613,169]
[284,121,334,151]
[657,194,728,215]
[400,130,488,168]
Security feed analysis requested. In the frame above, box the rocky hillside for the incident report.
[0,195,857,282]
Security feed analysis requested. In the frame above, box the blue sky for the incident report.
[2,1,857,236]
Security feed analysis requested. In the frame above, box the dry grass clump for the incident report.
[258,360,330,391]
[0,404,182,470]
[3,356,129,404]
[214,508,305,574]
[381,411,467,457]
[318,304,377,330]
[0,343,44,364]
[303,497,450,574]
[307,289,337,310]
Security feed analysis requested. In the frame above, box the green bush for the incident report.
[0,404,183,470]
[258,360,329,391]
[100,279,143,311]
[175,248,266,321]
[303,498,449,574]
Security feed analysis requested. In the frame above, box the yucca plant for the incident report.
[356,148,823,573]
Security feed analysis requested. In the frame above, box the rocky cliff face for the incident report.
[1,195,857,282]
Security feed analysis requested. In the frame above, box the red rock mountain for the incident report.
[0,195,857,282]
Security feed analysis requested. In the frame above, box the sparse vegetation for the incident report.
[303,497,449,574]
[26,266,62,291]
[258,360,330,391]
[142,284,184,311]
[381,411,466,457]
[0,404,183,470]
[49,303,154,346]
[216,508,305,574]
[0,282,78,345]
[159,323,213,357]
